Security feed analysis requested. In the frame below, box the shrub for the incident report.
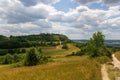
[88,46,100,58]
[76,51,85,56]
[12,62,23,68]
[13,54,20,63]
[21,48,26,53]
[24,48,39,66]
[38,48,42,54]
[2,54,13,64]
[62,44,68,49]
[0,56,5,64]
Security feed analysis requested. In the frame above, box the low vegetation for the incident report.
[24,48,40,66]
[0,54,24,64]
[69,32,113,64]
[0,56,102,80]
[0,32,115,80]
[106,64,120,80]
[115,51,120,61]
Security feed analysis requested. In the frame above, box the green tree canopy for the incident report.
[24,48,39,66]
[77,31,112,58]
[88,32,105,48]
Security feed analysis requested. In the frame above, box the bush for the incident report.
[21,49,26,53]
[0,56,5,64]
[62,44,68,49]
[24,48,39,66]
[11,62,24,68]
[88,46,100,58]
[2,54,13,64]
[0,53,25,64]
[13,54,20,63]
[76,51,85,56]
[38,48,42,54]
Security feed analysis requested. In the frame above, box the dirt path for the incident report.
[101,64,110,80]
[112,54,120,69]
[101,54,120,80]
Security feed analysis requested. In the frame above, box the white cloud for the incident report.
[48,5,120,39]
[0,0,120,39]
[72,0,120,6]
[102,0,120,6]
[72,0,99,5]
[19,0,60,6]
[0,1,57,24]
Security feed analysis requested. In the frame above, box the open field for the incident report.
[0,56,102,80]
[22,44,79,57]
[0,44,102,80]
[42,44,80,57]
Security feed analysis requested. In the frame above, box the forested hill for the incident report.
[10,33,69,42]
[0,34,70,49]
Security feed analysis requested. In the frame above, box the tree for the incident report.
[86,31,112,58]
[24,48,39,66]
[90,32,105,48]
[86,32,106,57]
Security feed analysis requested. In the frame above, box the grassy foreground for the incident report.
[0,56,102,80]
[0,44,102,80]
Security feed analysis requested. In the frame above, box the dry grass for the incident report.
[0,56,102,80]
[42,44,80,57]
[115,51,120,61]
[106,64,120,80]
[106,51,120,80]
[106,64,114,80]
[0,44,102,80]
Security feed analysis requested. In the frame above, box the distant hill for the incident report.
[0,33,70,49]
[10,33,70,42]
[73,39,120,48]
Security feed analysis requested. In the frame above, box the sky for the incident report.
[0,0,120,39]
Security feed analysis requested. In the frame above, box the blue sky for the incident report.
[88,2,109,10]
[53,0,109,12]
[0,0,120,39]
[53,0,79,12]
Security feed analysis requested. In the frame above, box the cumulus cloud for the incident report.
[48,5,120,39]
[33,19,52,28]
[102,0,120,6]
[72,0,98,5]
[0,0,58,24]
[0,0,120,39]
[19,0,60,6]
[73,0,120,6]
[0,0,57,36]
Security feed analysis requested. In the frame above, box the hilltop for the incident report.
[0,33,71,49]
